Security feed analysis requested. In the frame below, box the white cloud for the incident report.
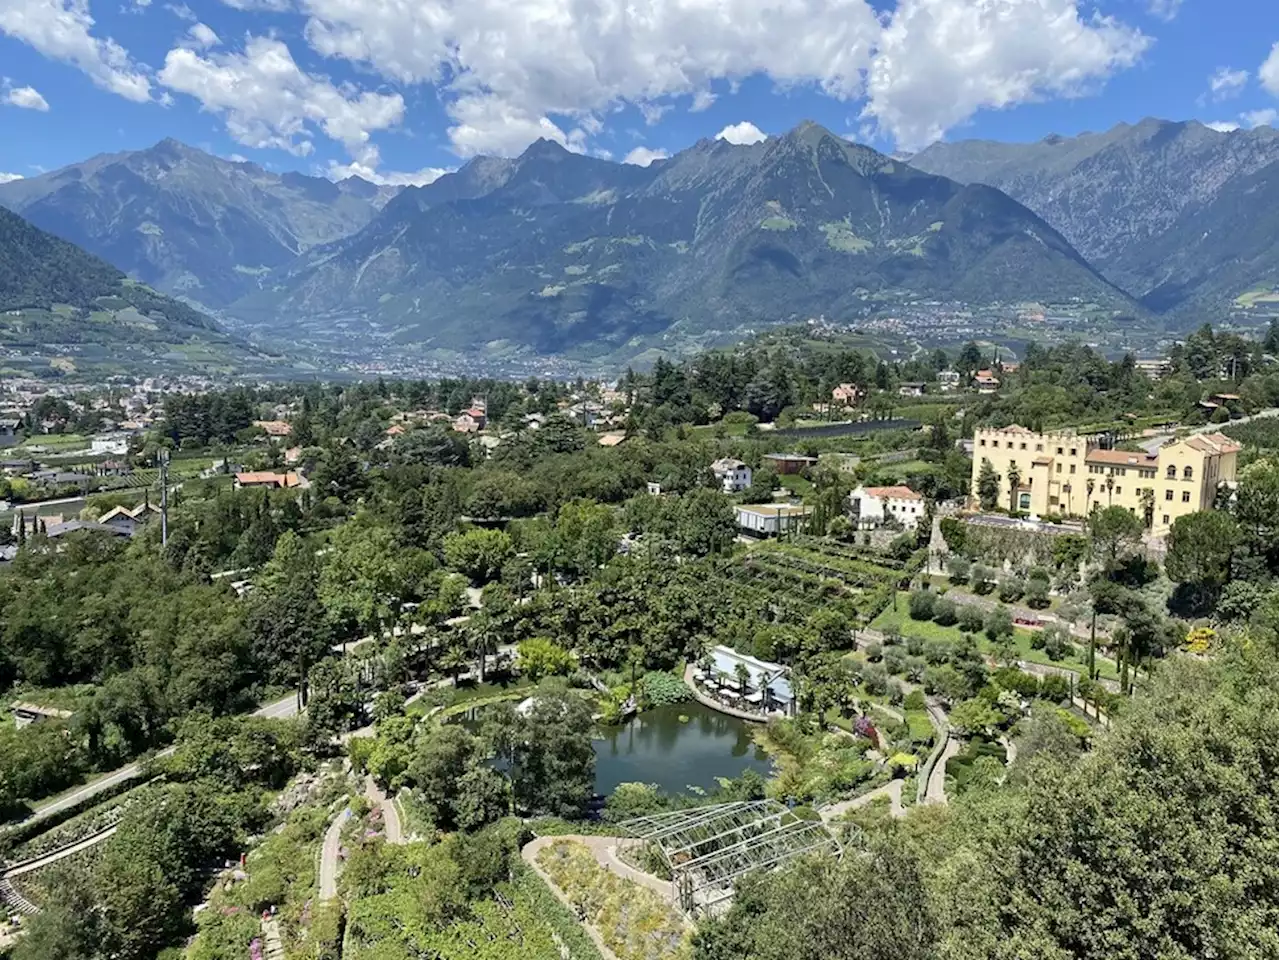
[1240,108,1278,129]
[0,172,23,183]
[0,0,152,101]
[299,0,1150,157]
[1204,120,1239,133]
[1207,66,1247,101]
[690,89,716,112]
[301,0,881,155]
[1145,0,1181,21]
[158,35,405,157]
[219,0,292,10]
[4,84,49,110]
[638,101,670,125]
[326,143,450,184]
[861,0,1149,150]
[184,23,219,49]
[1261,42,1279,98]
[716,121,766,145]
[622,145,668,166]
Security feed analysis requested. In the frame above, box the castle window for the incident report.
[1183,466,1193,480]
[1166,465,1176,479]
[1182,491,1191,502]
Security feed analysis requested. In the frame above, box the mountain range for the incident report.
[910,118,1279,314]
[0,117,1275,366]
[0,139,396,309]
[231,121,1135,358]
[0,205,262,373]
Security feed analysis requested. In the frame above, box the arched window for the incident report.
[1182,466,1193,480]
[1165,465,1176,479]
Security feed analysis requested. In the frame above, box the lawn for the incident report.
[870,592,1119,682]
[777,473,814,497]
[406,675,537,717]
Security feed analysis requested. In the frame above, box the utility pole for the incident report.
[159,448,169,547]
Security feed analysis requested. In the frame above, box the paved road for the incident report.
[18,691,299,828]
[1137,407,1277,455]
[318,807,350,901]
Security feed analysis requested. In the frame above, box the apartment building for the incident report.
[969,424,1239,534]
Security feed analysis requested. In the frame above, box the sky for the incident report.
[0,0,1276,186]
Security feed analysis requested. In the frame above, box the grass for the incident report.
[871,592,1120,682]
[406,675,537,717]
[777,473,814,497]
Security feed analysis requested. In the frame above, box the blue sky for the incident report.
[1,0,1276,185]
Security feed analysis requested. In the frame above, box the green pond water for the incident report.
[462,699,773,796]
[593,701,773,795]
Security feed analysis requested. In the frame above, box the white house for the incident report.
[711,457,752,494]
[898,382,926,397]
[848,485,925,530]
[735,503,810,537]
[937,371,961,392]
[90,432,130,455]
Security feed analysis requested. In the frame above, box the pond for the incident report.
[593,701,773,796]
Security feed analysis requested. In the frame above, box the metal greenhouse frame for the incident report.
[617,800,840,916]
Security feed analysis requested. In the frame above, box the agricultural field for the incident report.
[721,538,920,624]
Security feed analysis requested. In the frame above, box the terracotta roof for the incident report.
[597,431,627,447]
[1184,433,1242,455]
[253,419,292,437]
[864,485,923,501]
[235,471,302,487]
[1085,449,1156,467]
[1031,456,1053,465]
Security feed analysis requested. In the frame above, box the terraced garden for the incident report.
[721,538,922,624]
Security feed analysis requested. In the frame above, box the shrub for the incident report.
[1028,567,1051,586]
[984,606,1014,641]
[1041,625,1071,662]
[863,664,889,696]
[882,625,903,647]
[908,589,936,621]
[1024,579,1051,609]
[639,671,692,707]
[905,656,927,683]
[997,577,1024,603]
[932,596,958,626]
[946,555,971,583]
[923,639,950,665]
[1029,630,1047,651]
[970,563,995,595]
[883,647,907,675]
[904,690,927,711]
[906,635,925,656]
[958,605,986,634]
[1038,674,1071,702]
[865,642,883,662]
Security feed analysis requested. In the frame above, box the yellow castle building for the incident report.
[969,425,1240,534]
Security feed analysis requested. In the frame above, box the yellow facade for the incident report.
[970,425,1240,534]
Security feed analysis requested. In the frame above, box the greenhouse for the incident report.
[618,800,840,916]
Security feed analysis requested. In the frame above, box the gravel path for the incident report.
[317,807,350,901]
[819,779,905,822]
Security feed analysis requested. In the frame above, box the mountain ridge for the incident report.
[909,118,1279,314]
[231,120,1136,360]
[0,140,401,310]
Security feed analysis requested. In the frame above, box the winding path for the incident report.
[818,779,905,822]
[364,777,404,845]
[317,807,350,901]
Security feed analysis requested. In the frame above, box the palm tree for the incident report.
[440,638,470,687]
[467,613,500,684]
[1006,461,1022,513]
[1105,475,1115,506]
[1063,481,1073,516]
[1085,478,1095,513]
[734,662,751,696]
